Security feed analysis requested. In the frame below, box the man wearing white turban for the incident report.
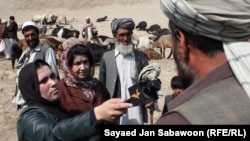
[12,21,59,110]
[156,0,250,124]
[82,17,98,43]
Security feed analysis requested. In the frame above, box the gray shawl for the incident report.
[111,18,135,35]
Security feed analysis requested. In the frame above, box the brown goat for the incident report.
[150,34,172,59]
[137,48,162,60]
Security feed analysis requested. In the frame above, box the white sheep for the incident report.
[56,15,67,25]
[137,36,153,48]
[32,13,47,25]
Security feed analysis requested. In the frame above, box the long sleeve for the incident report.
[17,106,97,141]
[99,54,107,86]
[45,47,60,79]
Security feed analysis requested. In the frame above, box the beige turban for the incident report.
[160,0,250,98]
[111,18,135,35]
[160,0,250,41]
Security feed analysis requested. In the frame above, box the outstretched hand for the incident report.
[94,98,133,122]
[145,101,154,110]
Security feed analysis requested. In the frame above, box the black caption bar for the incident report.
[100,125,250,140]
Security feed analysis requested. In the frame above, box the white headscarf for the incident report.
[160,0,250,98]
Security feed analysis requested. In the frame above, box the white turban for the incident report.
[2,19,7,24]
[139,62,161,82]
[160,0,250,98]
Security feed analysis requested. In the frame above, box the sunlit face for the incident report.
[115,28,133,45]
[86,18,90,24]
[23,28,39,49]
[173,87,183,97]
[37,65,60,102]
[70,55,90,80]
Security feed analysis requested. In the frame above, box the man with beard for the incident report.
[155,0,250,124]
[99,18,153,125]
[12,21,59,110]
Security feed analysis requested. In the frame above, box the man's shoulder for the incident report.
[165,94,173,98]
[13,22,18,27]
[103,49,115,55]
[34,43,54,59]
[39,43,50,52]
[134,49,141,53]
[101,50,115,62]
[134,49,146,55]
[41,43,54,52]
[41,43,50,47]
[134,49,149,60]
[165,94,174,101]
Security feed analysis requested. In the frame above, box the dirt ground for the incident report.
[0,0,178,140]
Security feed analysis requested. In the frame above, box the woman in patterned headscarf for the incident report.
[59,42,110,116]
[155,0,250,125]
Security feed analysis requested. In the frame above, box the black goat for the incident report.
[11,43,22,69]
[87,42,114,65]
[136,21,147,31]
[96,16,108,22]
[154,28,171,36]
[146,24,161,35]
[51,24,64,37]
[51,25,80,39]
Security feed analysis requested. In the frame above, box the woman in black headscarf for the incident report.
[18,59,69,120]
[17,59,132,141]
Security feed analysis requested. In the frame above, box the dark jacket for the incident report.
[99,49,149,98]
[156,63,250,124]
[17,106,97,141]
[161,94,175,115]
[8,21,18,40]
[0,23,8,39]
[99,49,149,123]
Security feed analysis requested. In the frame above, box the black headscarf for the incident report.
[19,60,70,120]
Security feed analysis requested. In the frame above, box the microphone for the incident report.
[126,79,161,106]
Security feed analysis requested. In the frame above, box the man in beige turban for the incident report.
[156,0,250,124]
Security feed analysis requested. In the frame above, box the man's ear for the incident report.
[174,29,189,48]
[174,29,190,60]
[174,29,185,44]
